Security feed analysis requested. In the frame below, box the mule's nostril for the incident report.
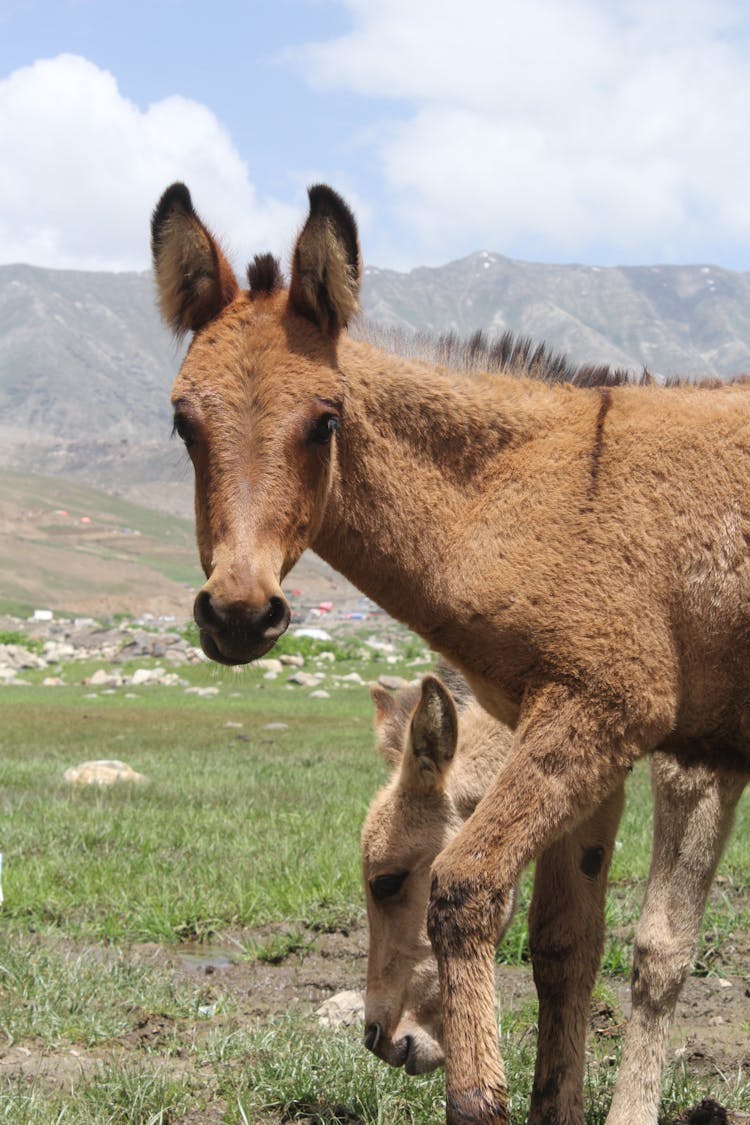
[194,589,220,630]
[364,1023,382,1053]
[264,595,289,634]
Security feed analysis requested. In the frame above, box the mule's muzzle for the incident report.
[193,587,290,664]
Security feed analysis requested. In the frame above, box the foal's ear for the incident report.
[371,684,397,725]
[288,184,361,336]
[370,685,403,768]
[151,183,239,336]
[403,675,458,794]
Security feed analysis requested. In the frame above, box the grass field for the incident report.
[1,631,749,1123]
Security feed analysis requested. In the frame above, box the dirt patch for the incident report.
[138,923,371,1021]
[3,925,749,1123]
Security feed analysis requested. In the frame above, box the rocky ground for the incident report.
[0,584,405,690]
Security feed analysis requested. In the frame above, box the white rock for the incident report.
[255,658,284,674]
[87,669,119,687]
[316,990,365,1029]
[288,671,322,688]
[63,760,147,786]
[43,641,75,661]
[338,672,364,684]
[309,689,330,699]
[131,667,164,686]
[293,627,331,641]
[365,637,396,654]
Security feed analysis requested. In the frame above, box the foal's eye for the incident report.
[172,413,196,449]
[309,412,340,445]
[370,872,408,902]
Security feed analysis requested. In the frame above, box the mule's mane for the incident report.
[349,321,652,388]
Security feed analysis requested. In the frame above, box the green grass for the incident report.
[0,686,383,943]
[0,933,206,1047]
[0,631,43,653]
[0,642,749,1122]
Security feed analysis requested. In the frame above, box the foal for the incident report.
[152,180,750,1124]
[362,673,745,1124]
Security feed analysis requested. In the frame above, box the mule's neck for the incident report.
[312,336,555,645]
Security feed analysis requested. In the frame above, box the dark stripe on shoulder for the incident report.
[587,387,612,503]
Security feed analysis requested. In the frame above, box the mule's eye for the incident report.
[370,872,408,902]
[309,412,340,445]
[172,412,196,449]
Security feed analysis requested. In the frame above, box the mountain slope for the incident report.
[0,264,182,440]
[362,253,750,379]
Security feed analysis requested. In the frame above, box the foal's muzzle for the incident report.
[193,587,290,664]
[363,1022,443,1075]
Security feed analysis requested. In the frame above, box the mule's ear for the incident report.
[288,184,361,336]
[403,675,458,794]
[151,182,239,336]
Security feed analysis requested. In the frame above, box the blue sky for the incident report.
[2,0,750,273]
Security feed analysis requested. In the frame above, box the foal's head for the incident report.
[362,670,516,1074]
[361,674,463,1075]
[151,183,361,663]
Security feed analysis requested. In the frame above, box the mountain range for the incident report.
[2,252,750,517]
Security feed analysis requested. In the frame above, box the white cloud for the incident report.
[0,54,299,271]
[295,0,750,266]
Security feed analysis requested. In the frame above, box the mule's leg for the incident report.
[427,684,655,1125]
[527,784,625,1125]
[605,755,747,1125]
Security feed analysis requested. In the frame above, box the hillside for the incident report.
[0,469,200,618]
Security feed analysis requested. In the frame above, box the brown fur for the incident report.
[363,674,746,1124]
[152,182,750,1124]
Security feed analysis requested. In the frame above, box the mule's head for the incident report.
[151,182,361,663]
[361,674,463,1075]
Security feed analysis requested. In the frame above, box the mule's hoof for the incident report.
[446,1088,509,1125]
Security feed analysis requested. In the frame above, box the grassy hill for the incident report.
[0,470,201,619]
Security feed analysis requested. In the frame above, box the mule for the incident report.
[151,181,750,1124]
[363,672,746,1124]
